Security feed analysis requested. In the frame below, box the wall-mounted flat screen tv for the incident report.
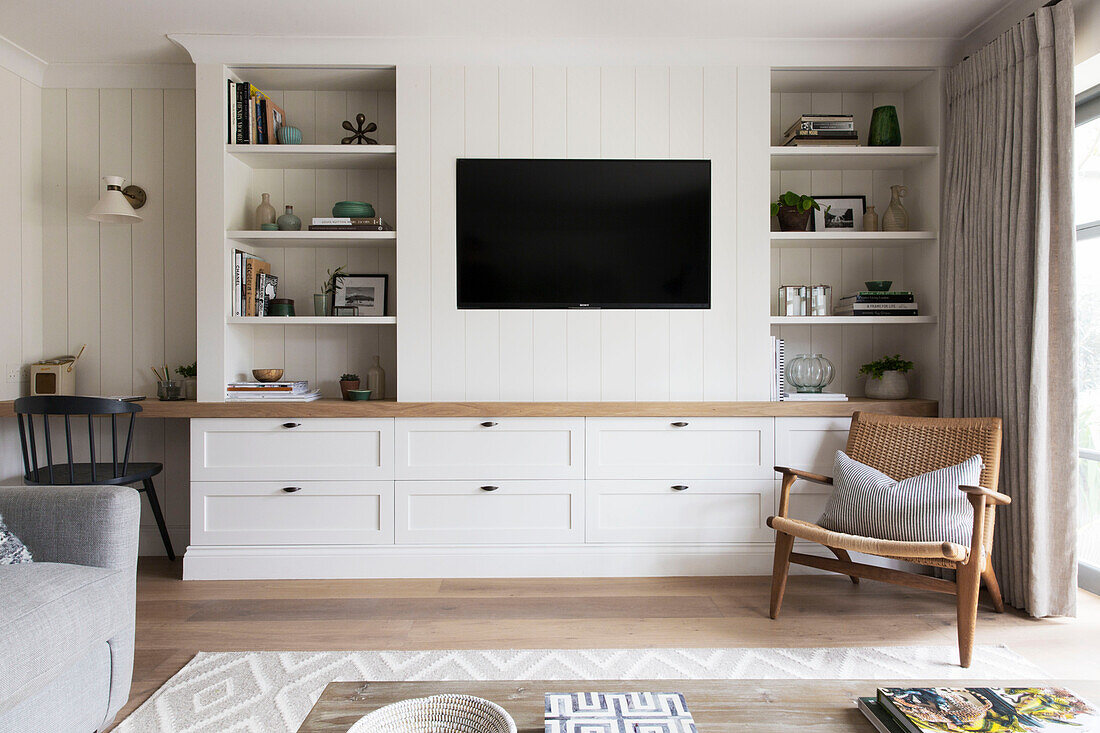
[457,158,711,309]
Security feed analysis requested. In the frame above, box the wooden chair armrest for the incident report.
[959,485,1011,506]
[774,467,834,519]
[774,466,834,486]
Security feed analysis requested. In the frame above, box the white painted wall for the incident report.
[396,65,771,402]
[0,65,43,483]
[37,86,196,553]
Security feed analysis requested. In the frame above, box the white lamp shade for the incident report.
[87,176,142,223]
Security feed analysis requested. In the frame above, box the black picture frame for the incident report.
[811,195,867,232]
[334,273,388,317]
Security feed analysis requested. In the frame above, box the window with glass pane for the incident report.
[1075,100,1100,575]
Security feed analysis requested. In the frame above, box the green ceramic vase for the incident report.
[868,105,901,146]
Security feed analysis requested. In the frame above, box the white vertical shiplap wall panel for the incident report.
[429,66,466,400]
[99,89,133,396]
[0,69,22,402]
[42,89,68,358]
[701,67,738,400]
[20,79,43,374]
[463,66,502,401]
[66,89,102,396]
[398,63,762,401]
[397,65,432,400]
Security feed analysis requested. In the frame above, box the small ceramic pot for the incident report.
[865,370,909,399]
[278,126,302,145]
[277,205,301,231]
[776,205,811,232]
[340,379,361,400]
[868,105,901,146]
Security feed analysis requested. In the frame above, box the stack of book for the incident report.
[225,381,321,402]
[231,250,279,317]
[835,290,918,316]
[859,686,1098,733]
[785,391,848,402]
[546,692,696,733]
[783,114,859,146]
[307,217,392,232]
[227,80,286,145]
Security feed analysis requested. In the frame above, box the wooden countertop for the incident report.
[0,397,937,418]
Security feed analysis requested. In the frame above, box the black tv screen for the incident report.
[457,159,711,309]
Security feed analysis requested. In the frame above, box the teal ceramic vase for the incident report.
[277,205,301,231]
[278,125,302,145]
[868,106,901,146]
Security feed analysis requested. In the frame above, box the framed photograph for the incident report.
[334,273,388,317]
[812,195,866,231]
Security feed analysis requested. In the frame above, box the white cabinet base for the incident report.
[181,542,835,580]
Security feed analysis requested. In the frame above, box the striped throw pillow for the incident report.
[817,451,983,547]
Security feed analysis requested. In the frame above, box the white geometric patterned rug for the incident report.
[116,646,1043,732]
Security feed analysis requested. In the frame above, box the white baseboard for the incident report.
[180,542,848,580]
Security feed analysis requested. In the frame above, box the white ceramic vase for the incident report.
[865,370,909,399]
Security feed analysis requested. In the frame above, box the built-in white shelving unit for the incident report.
[770,231,935,248]
[226,144,396,169]
[769,67,943,399]
[227,316,397,326]
[197,64,399,400]
[226,230,396,248]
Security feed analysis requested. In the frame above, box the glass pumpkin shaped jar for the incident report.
[786,353,836,394]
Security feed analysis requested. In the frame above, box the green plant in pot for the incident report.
[339,372,360,400]
[175,361,197,400]
[771,191,824,232]
[859,354,914,400]
[316,266,348,316]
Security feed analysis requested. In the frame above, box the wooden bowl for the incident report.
[252,368,284,382]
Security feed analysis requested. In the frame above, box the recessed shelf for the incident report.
[226,145,396,170]
[770,316,937,325]
[228,316,397,326]
[226,230,396,248]
[770,231,936,248]
[770,146,938,171]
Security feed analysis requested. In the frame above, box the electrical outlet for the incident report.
[6,364,22,383]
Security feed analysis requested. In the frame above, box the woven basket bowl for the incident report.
[348,694,517,733]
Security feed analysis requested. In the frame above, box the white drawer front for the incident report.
[191,418,394,481]
[586,479,773,543]
[585,417,774,479]
[395,480,583,544]
[394,418,583,480]
[191,481,394,545]
[774,417,850,521]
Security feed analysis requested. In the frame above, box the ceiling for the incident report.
[1,0,1027,65]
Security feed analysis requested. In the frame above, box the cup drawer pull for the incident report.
[480,485,500,492]
[671,421,689,427]
[282,486,303,493]
[480,421,498,428]
[671,485,689,491]
[281,422,301,429]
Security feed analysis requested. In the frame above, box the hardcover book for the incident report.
[545,692,697,733]
[876,687,1099,733]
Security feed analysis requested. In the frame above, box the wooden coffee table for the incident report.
[297,679,1100,732]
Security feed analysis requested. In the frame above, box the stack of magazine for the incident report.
[859,687,1098,732]
[225,381,321,402]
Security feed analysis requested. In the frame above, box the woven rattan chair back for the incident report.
[844,412,1003,493]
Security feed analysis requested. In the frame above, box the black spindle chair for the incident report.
[14,395,175,560]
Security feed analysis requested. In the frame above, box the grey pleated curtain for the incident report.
[941,1,1077,617]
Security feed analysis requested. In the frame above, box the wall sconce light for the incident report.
[87,175,146,224]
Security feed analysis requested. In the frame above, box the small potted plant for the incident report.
[339,372,360,400]
[175,361,197,400]
[859,354,915,399]
[314,266,348,316]
[771,191,824,232]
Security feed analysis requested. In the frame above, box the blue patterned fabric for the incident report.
[0,515,31,565]
[818,451,982,547]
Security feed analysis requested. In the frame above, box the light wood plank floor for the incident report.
[115,559,1100,727]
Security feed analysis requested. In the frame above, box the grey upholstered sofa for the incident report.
[0,485,140,733]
